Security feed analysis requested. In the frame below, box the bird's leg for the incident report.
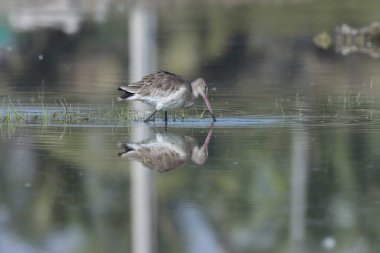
[144,110,158,123]
[164,111,168,123]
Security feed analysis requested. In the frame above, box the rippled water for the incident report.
[2,0,380,253]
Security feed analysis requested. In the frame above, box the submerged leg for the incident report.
[144,110,158,123]
[164,111,168,122]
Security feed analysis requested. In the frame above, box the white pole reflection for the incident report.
[177,202,227,253]
[290,129,309,253]
[129,3,157,253]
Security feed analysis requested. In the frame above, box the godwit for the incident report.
[117,71,216,123]
[118,127,213,172]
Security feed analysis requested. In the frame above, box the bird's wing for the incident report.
[128,142,187,171]
[126,71,188,97]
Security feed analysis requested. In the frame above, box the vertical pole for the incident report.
[290,129,309,253]
[129,3,156,253]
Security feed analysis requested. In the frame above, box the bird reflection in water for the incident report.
[118,127,213,172]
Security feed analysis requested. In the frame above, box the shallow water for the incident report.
[2,0,380,253]
[2,118,380,253]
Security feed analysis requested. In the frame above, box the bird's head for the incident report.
[191,78,208,98]
[191,78,216,122]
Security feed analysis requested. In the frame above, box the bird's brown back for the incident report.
[131,71,190,97]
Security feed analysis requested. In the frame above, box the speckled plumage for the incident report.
[118,70,216,123]
[118,71,195,110]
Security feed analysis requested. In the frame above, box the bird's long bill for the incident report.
[203,95,216,122]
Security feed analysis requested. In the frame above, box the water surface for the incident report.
[1,1,380,253]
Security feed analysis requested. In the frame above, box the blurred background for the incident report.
[1,0,380,253]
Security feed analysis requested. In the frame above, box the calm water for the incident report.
[1,0,380,253]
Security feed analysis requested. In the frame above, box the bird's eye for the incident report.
[205,86,208,95]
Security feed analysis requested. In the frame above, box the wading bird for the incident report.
[117,71,216,123]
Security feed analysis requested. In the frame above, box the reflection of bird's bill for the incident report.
[192,125,214,164]
[203,125,214,147]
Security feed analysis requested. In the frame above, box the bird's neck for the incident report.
[184,90,196,108]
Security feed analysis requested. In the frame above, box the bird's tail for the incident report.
[117,143,134,157]
[117,87,134,101]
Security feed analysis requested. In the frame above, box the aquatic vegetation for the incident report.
[273,85,380,121]
[0,96,215,127]
[0,97,115,126]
